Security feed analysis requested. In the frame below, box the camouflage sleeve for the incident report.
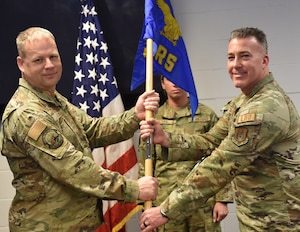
[209,109,219,127]
[168,112,229,151]
[9,110,139,202]
[203,105,235,203]
[160,98,290,220]
[72,104,140,148]
[215,183,234,203]
[160,138,258,220]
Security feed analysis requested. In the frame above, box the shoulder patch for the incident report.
[28,120,47,141]
[234,127,248,143]
[237,113,256,123]
[42,129,64,149]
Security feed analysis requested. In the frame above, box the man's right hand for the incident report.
[137,176,158,201]
[139,119,170,147]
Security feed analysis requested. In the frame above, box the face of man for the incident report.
[16,36,62,96]
[227,36,269,95]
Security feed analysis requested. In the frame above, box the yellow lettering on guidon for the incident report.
[155,44,177,72]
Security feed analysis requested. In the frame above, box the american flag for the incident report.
[72,0,141,231]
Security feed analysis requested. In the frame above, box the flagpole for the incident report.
[144,38,154,210]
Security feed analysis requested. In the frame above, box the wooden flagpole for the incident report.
[144,38,154,210]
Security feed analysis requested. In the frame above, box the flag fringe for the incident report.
[112,205,143,232]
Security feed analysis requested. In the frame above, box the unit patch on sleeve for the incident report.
[234,127,248,142]
[42,129,64,149]
[232,127,249,146]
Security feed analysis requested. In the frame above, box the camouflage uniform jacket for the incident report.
[160,73,300,231]
[0,78,140,232]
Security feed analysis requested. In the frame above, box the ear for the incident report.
[262,54,269,66]
[16,56,25,73]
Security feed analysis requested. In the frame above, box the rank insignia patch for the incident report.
[42,129,64,149]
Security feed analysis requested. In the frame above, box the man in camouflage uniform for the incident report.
[139,76,233,232]
[138,27,300,232]
[0,27,160,231]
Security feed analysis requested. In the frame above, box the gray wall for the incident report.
[172,0,300,116]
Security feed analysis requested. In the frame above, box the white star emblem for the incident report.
[100,88,109,101]
[100,57,110,69]
[86,52,94,64]
[112,76,118,88]
[82,21,90,33]
[83,36,92,48]
[81,5,89,17]
[99,73,109,85]
[76,40,82,50]
[91,38,99,50]
[100,41,108,53]
[74,70,85,82]
[76,85,87,98]
[90,84,99,96]
[79,101,90,113]
[94,53,98,63]
[88,68,97,80]
[93,100,101,112]
[75,53,82,66]
[90,6,98,17]
[90,22,97,34]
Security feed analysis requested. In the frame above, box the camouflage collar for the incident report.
[247,73,274,98]
[19,78,67,108]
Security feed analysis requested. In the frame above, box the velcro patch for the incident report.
[28,120,47,141]
[42,129,64,149]
[237,113,256,123]
[234,127,248,143]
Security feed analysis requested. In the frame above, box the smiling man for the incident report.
[138,27,300,232]
[0,27,160,231]
[227,29,269,95]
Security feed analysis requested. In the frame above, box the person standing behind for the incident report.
[139,76,233,232]
[138,27,300,232]
[0,26,159,232]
